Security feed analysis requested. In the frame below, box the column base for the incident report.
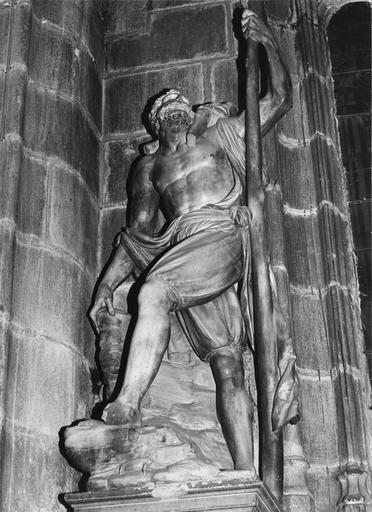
[63,474,282,512]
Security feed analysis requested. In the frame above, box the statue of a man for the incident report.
[90,10,297,474]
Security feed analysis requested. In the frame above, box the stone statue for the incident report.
[64,10,299,502]
[87,9,298,474]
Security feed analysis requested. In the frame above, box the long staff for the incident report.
[243,5,283,503]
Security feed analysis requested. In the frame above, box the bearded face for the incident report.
[161,105,193,131]
[149,90,194,136]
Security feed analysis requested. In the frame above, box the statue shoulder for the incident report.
[131,154,156,191]
[135,154,155,175]
[202,116,239,147]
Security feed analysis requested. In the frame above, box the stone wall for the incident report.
[0,1,103,510]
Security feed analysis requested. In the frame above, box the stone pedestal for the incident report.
[64,477,281,512]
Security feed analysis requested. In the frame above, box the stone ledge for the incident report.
[64,478,281,512]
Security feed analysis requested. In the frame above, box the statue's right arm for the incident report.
[89,156,158,329]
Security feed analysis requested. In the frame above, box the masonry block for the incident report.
[11,241,94,359]
[278,142,318,210]
[0,317,10,424]
[29,18,102,129]
[33,0,104,74]
[48,165,99,275]
[9,0,32,66]
[322,286,361,371]
[107,4,227,72]
[86,0,105,74]
[0,4,10,67]
[99,206,126,268]
[283,213,326,289]
[290,291,330,370]
[332,369,366,462]
[265,186,285,268]
[306,465,340,512]
[0,70,4,127]
[0,136,23,221]
[105,64,204,135]
[295,23,327,76]
[0,2,31,68]
[309,134,347,214]
[298,376,339,466]
[104,0,147,36]
[2,65,28,136]
[0,425,81,512]
[210,59,239,105]
[17,154,47,237]
[24,81,99,197]
[317,205,355,289]
[5,329,92,437]
[0,223,15,317]
[102,138,146,207]
[301,74,337,140]
[295,18,328,77]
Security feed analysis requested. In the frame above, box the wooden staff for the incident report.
[242,4,283,504]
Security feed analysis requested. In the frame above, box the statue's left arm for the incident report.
[232,10,292,138]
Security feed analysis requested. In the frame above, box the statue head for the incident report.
[149,89,194,136]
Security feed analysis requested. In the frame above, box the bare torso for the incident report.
[140,128,239,223]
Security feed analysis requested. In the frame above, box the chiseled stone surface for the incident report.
[102,138,147,208]
[106,4,228,72]
[48,165,99,275]
[210,58,239,105]
[104,64,204,135]
[0,2,103,511]
[32,0,104,73]
[0,136,23,221]
[99,206,126,268]
[16,154,48,238]
[29,17,102,128]
[24,82,100,197]
[1,65,28,135]
[11,240,93,357]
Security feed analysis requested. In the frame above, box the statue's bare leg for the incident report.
[102,280,173,426]
[210,347,255,472]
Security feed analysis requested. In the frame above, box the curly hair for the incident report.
[148,89,194,135]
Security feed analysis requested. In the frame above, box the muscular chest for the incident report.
[152,142,229,195]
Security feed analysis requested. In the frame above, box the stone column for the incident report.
[266,0,372,509]
[0,1,103,510]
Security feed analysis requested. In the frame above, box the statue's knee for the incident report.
[138,279,173,311]
[210,349,244,388]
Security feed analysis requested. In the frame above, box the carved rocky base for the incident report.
[64,476,281,512]
[63,418,228,490]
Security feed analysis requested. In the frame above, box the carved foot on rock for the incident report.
[102,401,141,427]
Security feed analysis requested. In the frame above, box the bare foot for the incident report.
[101,401,141,427]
